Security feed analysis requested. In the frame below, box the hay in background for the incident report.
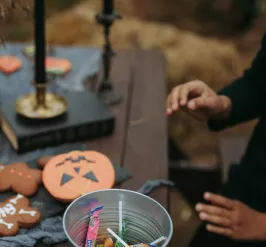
[114,0,257,36]
[0,0,32,21]
[46,1,244,163]
[0,0,32,41]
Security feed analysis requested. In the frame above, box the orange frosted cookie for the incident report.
[45,57,71,76]
[42,151,115,202]
[0,56,22,74]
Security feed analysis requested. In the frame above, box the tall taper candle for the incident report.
[34,0,46,84]
[103,0,113,14]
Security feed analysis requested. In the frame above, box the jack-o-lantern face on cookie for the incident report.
[42,151,115,202]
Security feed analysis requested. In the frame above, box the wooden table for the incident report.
[36,49,168,247]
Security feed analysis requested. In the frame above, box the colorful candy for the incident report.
[84,202,165,247]
[96,237,114,247]
[85,205,104,247]
[114,221,128,247]
[104,237,114,247]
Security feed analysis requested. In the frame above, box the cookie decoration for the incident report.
[22,44,53,58]
[0,56,22,74]
[0,194,40,236]
[45,57,71,76]
[43,151,115,202]
[0,163,42,196]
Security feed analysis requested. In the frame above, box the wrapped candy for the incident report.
[85,205,103,247]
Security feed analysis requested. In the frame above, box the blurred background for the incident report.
[2,0,266,246]
[3,0,263,164]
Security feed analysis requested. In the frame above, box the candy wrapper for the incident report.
[85,205,104,247]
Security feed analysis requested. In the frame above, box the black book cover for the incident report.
[0,91,115,153]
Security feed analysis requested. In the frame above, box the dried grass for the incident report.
[46,1,254,164]
[45,1,246,163]
[0,0,32,41]
[0,0,31,20]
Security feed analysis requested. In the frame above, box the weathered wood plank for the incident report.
[120,50,168,207]
[86,50,134,166]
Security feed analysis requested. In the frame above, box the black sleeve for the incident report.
[208,34,266,131]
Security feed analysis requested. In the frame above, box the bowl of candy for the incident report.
[63,189,173,247]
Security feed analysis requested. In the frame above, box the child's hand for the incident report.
[166,80,231,120]
[196,192,266,241]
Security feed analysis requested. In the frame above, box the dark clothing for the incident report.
[189,223,266,247]
[189,33,266,246]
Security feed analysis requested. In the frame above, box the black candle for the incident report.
[34,0,46,84]
[103,0,113,14]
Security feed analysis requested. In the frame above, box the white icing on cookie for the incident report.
[9,194,23,205]
[0,166,4,171]
[19,209,36,217]
[0,219,13,229]
[0,203,16,217]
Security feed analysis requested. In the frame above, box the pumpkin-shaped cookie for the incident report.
[42,151,115,202]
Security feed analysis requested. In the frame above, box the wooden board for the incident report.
[85,50,134,166]
[120,50,168,208]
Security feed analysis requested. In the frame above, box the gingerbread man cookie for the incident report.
[0,194,40,236]
[0,163,42,196]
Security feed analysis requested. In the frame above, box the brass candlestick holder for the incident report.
[15,83,67,119]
